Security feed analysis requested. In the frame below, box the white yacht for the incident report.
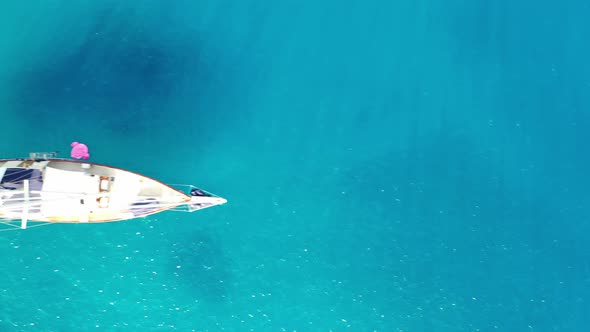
[0,152,227,229]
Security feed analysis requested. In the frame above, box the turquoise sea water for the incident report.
[1,1,589,331]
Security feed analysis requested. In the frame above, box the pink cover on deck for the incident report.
[70,142,90,160]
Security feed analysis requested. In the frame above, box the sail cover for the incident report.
[0,168,43,191]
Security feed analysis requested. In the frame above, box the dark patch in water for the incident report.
[10,7,208,133]
[167,232,233,304]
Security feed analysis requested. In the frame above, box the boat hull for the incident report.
[0,158,219,223]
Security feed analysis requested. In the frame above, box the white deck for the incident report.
[0,159,200,223]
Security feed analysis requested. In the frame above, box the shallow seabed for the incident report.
[0,1,588,331]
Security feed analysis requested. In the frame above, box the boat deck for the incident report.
[0,159,190,223]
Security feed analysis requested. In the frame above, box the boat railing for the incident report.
[29,152,58,160]
[168,183,216,197]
